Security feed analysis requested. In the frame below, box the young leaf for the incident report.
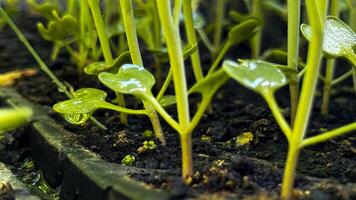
[228,18,260,46]
[27,0,58,21]
[301,16,356,59]
[53,88,108,125]
[223,60,288,96]
[99,64,155,99]
[84,51,131,75]
[37,12,78,42]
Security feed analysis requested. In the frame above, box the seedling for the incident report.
[137,140,157,154]
[121,155,135,166]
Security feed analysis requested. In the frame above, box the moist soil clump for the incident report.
[1,12,356,200]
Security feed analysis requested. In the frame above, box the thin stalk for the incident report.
[120,0,165,143]
[287,0,300,125]
[0,6,107,130]
[321,59,335,114]
[173,0,182,27]
[301,122,356,148]
[208,41,231,75]
[281,1,328,199]
[264,94,292,142]
[183,0,204,82]
[251,0,263,58]
[331,69,353,85]
[156,0,192,181]
[321,0,339,115]
[213,0,225,56]
[156,69,172,101]
[88,0,113,64]
[197,28,215,53]
[79,0,89,69]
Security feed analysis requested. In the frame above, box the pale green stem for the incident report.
[208,41,231,75]
[264,94,292,142]
[281,1,328,199]
[156,0,192,181]
[173,0,182,27]
[301,122,356,148]
[213,0,225,56]
[197,28,215,53]
[331,69,353,85]
[321,59,335,115]
[156,69,172,101]
[88,0,113,64]
[183,0,204,82]
[287,0,300,125]
[251,0,263,58]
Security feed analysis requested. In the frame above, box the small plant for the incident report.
[121,155,135,166]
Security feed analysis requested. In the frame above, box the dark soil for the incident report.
[1,12,356,200]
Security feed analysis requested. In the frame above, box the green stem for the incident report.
[0,6,107,130]
[281,146,301,200]
[180,132,193,181]
[208,41,231,75]
[156,0,192,181]
[88,0,113,64]
[183,0,204,82]
[301,122,356,148]
[321,59,335,115]
[287,0,300,125]
[213,0,225,55]
[251,0,263,58]
[79,0,89,69]
[173,0,182,27]
[264,94,292,142]
[120,0,143,66]
[156,0,190,129]
[331,69,353,85]
[143,101,166,144]
[197,28,215,53]
[281,1,328,199]
[156,69,172,101]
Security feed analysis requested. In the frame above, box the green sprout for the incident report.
[137,140,157,154]
[121,155,135,166]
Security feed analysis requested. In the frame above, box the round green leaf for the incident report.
[223,60,288,95]
[301,16,356,58]
[99,64,155,99]
[53,88,107,125]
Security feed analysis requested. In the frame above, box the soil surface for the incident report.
[1,12,356,200]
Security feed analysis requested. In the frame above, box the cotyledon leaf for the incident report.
[53,88,108,125]
[84,51,132,75]
[223,59,288,96]
[99,64,155,100]
[37,12,78,42]
[301,16,356,59]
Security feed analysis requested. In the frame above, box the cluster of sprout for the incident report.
[0,0,355,199]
